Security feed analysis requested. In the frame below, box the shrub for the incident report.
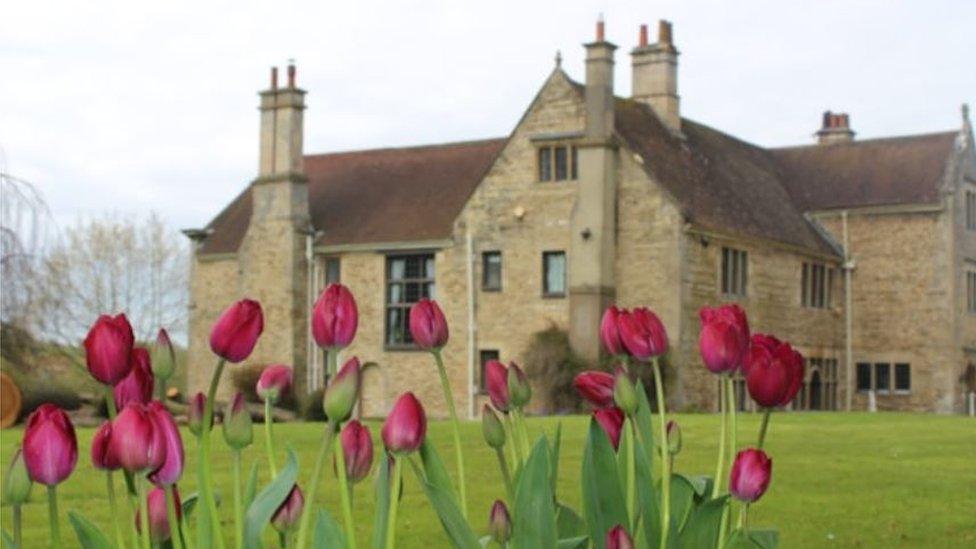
[522,324,589,413]
[301,388,326,422]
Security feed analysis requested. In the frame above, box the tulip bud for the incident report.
[187,392,208,437]
[382,392,427,454]
[271,485,304,533]
[3,449,33,505]
[507,362,532,408]
[746,334,804,408]
[666,420,681,456]
[481,404,506,449]
[109,403,166,473]
[339,420,373,483]
[729,448,772,503]
[148,401,184,486]
[699,304,751,375]
[84,313,135,385]
[618,307,669,361]
[606,525,634,549]
[408,299,449,350]
[312,284,359,349]
[613,369,638,417]
[209,299,264,363]
[593,407,625,451]
[114,348,155,410]
[91,421,120,471]
[485,360,510,412]
[135,486,181,542]
[222,392,253,450]
[256,364,293,404]
[600,306,626,356]
[574,371,615,408]
[488,500,512,544]
[323,357,361,423]
[151,328,176,382]
[22,404,78,486]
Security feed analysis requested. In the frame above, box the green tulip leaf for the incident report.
[313,507,347,548]
[726,529,779,549]
[634,379,655,467]
[411,461,480,548]
[478,535,492,548]
[581,419,628,549]
[669,474,697,532]
[181,492,200,518]
[419,438,459,505]
[1,529,16,549]
[370,455,392,549]
[634,431,661,549]
[244,448,299,549]
[616,418,633,492]
[513,437,557,549]
[677,495,729,548]
[686,475,713,500]
[68,511,113,549]
[549,422,563,498]
[243,460,259,509]
[557,535,590,549]
[556,503,586,539]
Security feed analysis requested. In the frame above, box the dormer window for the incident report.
[537,144,578,182]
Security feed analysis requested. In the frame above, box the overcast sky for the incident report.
[2,0,973,231]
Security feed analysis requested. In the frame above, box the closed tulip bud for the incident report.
[256,364,293,404]
[593,407,625,451]
[746,334,804,408]
[600,306,626,356]
[3,449,33,505]
[323,357,361,423]
[109,403,166,473]
[312,283,359,349]
[699,304,751,375]
[91,421,120,471]
[408,299,449,350]
[187,392,208,437]
[574,371,615,408]
[729,448,772,503]
[114,348,155,410]
[666,420,682,455]
[84,313,135,385]
[485,360,510,412]
[339,420,373,483]
[613,369,638,416]
[488,500,512,544]
[209,299,264,363]
[148,401,184,486]
[382,392,427,454]
[22,404,78,486]
[618,307,668,361]
[222,392,253,450]
[507,362,532,408]
[606,525,634,549]
[271,485,304,533]
[481,404,506,449]
[136,486,180,542]
[150,328,176,382]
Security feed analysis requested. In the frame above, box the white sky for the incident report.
[2,0,974,231]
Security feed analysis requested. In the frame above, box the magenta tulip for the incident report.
[485,359,510,412]
[618,307,668,360]
[91,421,120,471]
[339,420,373,483]
[22,404,78,486]
[699,304,751,374]
[256,364,293,403]
[574,371,616,408]
[746,334,804,407]
[135,486,180,542]
[147,401,184,486]
[84,313,135,385]
[600,306,626,356]
[606,525,635,549]
[488,500,512,544]
[729,448,772,503]
[271,484,305,532]
[593,407,625,450]
[114,348,154,410]
[382,392,427,454]
[187,392,209,436]
[109,403,166,473]
[312,283,359,349]
[209,299,264,363]
[408,298,449,350]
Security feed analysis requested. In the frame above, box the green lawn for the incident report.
[2,413,974,548]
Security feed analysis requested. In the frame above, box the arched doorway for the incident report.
[809,370,823,410]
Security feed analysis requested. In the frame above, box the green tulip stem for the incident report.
[198,358,227,549]
[264,397,278,478]
[651,358,671,549]
[514,408,531,458]
[385,455,403,549]
[12,504,21,548]
[711,380,728,499]
[719,376,739,549]
[231,450,243,549]
[431,349,468,519]
[494,447,515,501]
[757,409,772,450]
[505,414,523,465]
[137,479,151,549]
[294,420,337,549]
[157,379,168,402]
[328,348,339,380]
[46,485,61,547]
[181,506,196,549]
[334,436,357,549]
[737,502,750,532]
[626,417,637,529]
[106,471,126,549]
[165,485,185,549]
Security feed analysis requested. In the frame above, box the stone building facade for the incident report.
[185,21,976,416]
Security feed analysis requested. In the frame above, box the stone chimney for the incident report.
[259,64,306,177]
[569,18,618,365]
[631,20,680,131]
[816,111,855,145]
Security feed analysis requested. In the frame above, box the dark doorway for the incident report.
[809,370,823,410]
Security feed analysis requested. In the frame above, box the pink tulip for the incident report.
[574,371,616,408]
[114,348,155,410]
[488,500,512,544]
[187,392,209,436]
[84,313,135,385]
[699,304,751,374]
[135,486,181,542]
[271,484,304,532]
[618,307,668,360]
[339,420,373,483]
[209,299,264,363]
[600,307,626,356]
[485,360,510,412]
[729,448,772,503]
[593,407,625,450]
[147,401,184,486]
[256,364,293,403]
[91,421,120,471]
[408,298,449,350]
[746,334,804,407]
[109,403,166,473]
[382,392,427,454]
[312,283,359,349]
[606,525,635,549]
[22,404,78,485]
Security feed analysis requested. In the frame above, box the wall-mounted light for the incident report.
[581,228,592,240]
[513,205,526,220]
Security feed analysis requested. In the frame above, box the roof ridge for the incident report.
[304,137,506,159]
[770,129,957,151]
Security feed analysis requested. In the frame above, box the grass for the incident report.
[1,412,974,548]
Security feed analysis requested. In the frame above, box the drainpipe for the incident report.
[305,230,318,394]
[465,226,477,420]
[841,211,858,412]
